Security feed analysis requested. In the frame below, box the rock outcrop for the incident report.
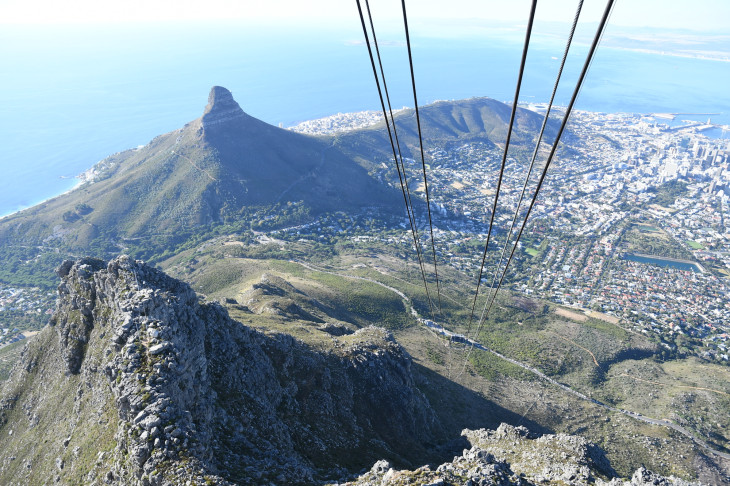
[201,86,248,129]
[342,424,699,486]
[0,257,438,485]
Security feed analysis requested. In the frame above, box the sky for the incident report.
[1,0,729,32]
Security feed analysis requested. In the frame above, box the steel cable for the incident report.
[355,0,436,315]
[460,0,617,377]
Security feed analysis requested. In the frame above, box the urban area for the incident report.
[290,107,730,364]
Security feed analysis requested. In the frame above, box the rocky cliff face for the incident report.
[201,86,249,129]
[0,257,703,485]
[0,256,438,485]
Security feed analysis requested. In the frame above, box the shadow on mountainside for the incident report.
[411,362,551,464]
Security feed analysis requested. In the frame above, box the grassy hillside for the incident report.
[0,87,402,289]
[337,97,559,171]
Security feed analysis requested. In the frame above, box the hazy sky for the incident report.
[1,0,729,32]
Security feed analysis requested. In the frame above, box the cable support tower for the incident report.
[463,0,538,344]
[355,0,436,316]
[460,0,617,376]
[401,0,444,316]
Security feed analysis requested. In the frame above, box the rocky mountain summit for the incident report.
[201,86,249,129]
[0,257,700,485]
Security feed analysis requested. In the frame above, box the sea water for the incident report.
[1,22,728,217]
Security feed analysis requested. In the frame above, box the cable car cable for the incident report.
[482,0,584,321]
[401,0,444,316]
[356,0,436,315]
[463,0,617,374]
[463,0,538,344]
[365,0,441,320]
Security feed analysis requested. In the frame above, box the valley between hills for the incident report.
[0,87,728,484]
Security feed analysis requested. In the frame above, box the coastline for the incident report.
[0,100,726,222]
[605,45,730,63]
[0,178,84,221]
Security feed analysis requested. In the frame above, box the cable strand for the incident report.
[364,0,431,315]
[463,0,538,345]
[483,0,584,323]
[355,0,435,315]
[401,0,443,316]
[461,0,617,375]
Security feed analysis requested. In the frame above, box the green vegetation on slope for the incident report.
[0,341,24,381]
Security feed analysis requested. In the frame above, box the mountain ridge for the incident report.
[0,257,700,485]
[0,86,401,252]
[0,256,441,484]
[335,96,559,171]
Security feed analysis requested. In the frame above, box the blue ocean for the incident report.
[1,22,728,217]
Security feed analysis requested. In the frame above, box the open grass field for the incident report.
[687,241,705,250]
